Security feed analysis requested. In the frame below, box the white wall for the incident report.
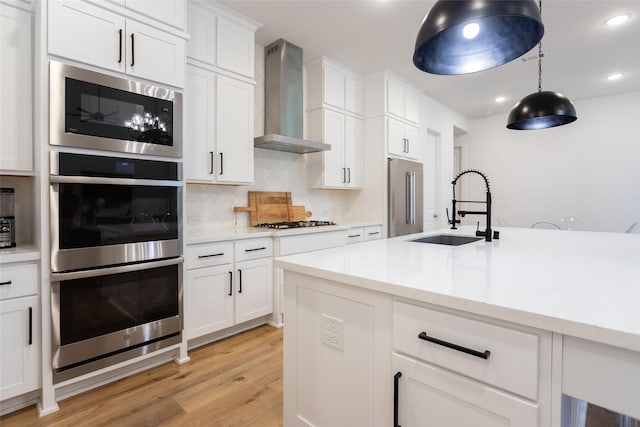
[185,45,354,229]
[455,91,640,233]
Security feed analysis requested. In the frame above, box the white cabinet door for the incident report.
[235,258,273,324]
[216,16,254,78]
[184,65,216,183]
[184,265,234,339]
[186,1,216,65]
[404,124,421,161]
[0,296,39,401]
[344,74,363,116]
[386,78,405,121]
[0,4,32,173]
[216,75,254,184]
[323,64,345,110]
[124,0,185,29]
[344,115,362,188]
[48,1,126,74]
[404,87,420,125]
[393,353,538,427]
[125,19,185,88]
[387,117,406,157]
[322,109,346,188]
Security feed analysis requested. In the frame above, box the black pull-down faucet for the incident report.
[447,170,499,242]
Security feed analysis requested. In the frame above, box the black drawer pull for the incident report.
[198,253,224,258]
[368,231,380,235]
[130,33,135,67]
[238,269,242,293]
[0,280,12,286]
[228,271,233,296]
[348,234,361,238]
[394,371,402,427]
[418,331,490,360]
[118,29,123,63]
[245,247,267,252]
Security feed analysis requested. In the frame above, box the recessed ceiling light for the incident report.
[607,73,623,81]
[495,96,506,103]
[606,14,630,26]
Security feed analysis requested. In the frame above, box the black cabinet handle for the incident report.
[209,152,214,174]
[28,307,33,345]
[0,280,12,286]
[245,247,267,252]
[198,253,224,259]
[130,33,135,67]
[348,234,361,238]
[238,269,242,293]
[219,153,224,175]
[342,167,346,183]
[118,29,123,63]
[228,271,233,296]
[394,371,402,427]
[347,167,351,183]
[368,231,380,235]
[418,331,490,359]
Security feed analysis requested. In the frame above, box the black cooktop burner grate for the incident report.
[255,220,337,229]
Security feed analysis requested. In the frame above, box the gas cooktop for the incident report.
[256,220,337,229]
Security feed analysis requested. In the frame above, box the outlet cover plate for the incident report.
[320,314,344,351]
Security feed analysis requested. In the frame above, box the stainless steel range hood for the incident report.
[254,39,330,154]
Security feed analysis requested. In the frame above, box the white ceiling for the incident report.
[218,0,640,119]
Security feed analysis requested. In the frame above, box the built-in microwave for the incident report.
[50,61,182,157]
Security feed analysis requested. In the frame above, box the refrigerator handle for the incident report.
[406,172,411,224]
[410,171,416,225]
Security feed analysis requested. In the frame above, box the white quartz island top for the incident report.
[275,226,640,352]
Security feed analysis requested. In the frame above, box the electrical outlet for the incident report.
[320,314,344,351]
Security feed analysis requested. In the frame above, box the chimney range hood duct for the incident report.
[254,39,330,154]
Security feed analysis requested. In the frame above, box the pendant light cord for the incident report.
[537,0,543,93]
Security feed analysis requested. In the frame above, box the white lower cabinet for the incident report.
[184,238,273,341]
[0,262,40,401]
[393,353,538,427]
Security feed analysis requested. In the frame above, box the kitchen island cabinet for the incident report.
[277,227,640,426]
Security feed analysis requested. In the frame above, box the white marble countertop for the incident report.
[275,226,640,352]
[185,221,380,244]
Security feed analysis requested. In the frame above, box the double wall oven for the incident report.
[49,61,184,382]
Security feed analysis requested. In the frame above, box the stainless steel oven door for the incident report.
[51,257,183,376]
[50,175,182,272]
[50,61,182,157]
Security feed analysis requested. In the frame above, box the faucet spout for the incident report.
[449,170,499,242]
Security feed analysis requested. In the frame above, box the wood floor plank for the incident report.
[0,325,283,427]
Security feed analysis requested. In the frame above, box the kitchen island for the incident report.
[275,226,640,427]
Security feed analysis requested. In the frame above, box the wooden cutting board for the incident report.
[234,192,312,225]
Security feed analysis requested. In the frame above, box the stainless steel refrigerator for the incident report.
[388,158,423,237]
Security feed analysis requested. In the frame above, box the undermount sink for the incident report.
[409,235,482,246]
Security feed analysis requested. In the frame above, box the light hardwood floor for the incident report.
[1,325,283,427]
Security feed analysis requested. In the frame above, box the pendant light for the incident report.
[507,2,577,130]
[413,0,544,75]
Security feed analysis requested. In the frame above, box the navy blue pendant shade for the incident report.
[413,0,544,75]
[506,91,577,130]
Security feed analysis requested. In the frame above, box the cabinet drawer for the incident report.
[393,300,540,400]
[346,227,364,244]
[0,263,37,300]
[186,242,233,269]
[235,238,273,262]
[278,230,346,256]
[363,225,382,241]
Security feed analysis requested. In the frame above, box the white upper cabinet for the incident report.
[387,117,421,162]
[48,0,186,88]
[118,0,185,30]
[0,4,33,174]
[186,1,257,79]
[305,58,363,117]
[184,66,254,185]
[386,77,419,125]
[364,72,420,126]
